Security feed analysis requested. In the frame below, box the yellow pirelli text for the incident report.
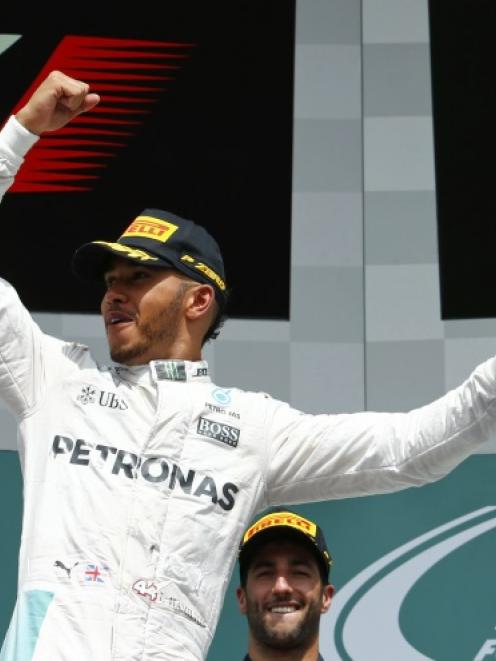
[121,216,179,243]
[243,512,317,543]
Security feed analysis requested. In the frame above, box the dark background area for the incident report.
[429,0,496,319]
[0,1,295,319]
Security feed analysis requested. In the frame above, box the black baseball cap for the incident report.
[71,208,227,302]
[238,509,333,585]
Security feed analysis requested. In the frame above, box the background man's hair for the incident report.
[239,528,328,588]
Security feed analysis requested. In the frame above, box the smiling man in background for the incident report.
[237,509,334,661]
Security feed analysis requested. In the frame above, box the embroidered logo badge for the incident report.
[197,417,240,447]
[211,388,232,405]
[122,216,179,243]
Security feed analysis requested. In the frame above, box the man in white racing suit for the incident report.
[1,71,496,661]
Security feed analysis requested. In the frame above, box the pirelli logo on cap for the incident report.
[181,254,226,292]
[121,216,179,243]
[243,511,317,544]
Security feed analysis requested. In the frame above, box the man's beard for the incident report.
[245,595,322,651]
[109,287,185,365]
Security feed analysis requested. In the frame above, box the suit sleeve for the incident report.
[263,356,496,505]
[0,116,54,418]
[0,279,49,417]
[0,115,39,200]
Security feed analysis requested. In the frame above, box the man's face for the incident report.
[236,539,333,652]
[100,258,194,365]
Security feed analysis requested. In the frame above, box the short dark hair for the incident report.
[202,287,230,345]
[239,528,329,588]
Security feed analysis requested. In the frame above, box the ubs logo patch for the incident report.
[77,385,128,410]
[197,417,240,447]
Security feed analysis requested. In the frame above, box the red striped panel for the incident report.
[9,35,195,193]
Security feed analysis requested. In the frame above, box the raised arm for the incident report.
[15,70,100,135]
[0,71,100,199]
[0,72,100,414]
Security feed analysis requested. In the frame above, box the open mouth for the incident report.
[106,311,134,326]
[268,604,300,614]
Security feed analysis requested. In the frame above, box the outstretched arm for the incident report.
[15,69,100,135]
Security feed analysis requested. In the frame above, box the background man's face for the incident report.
[237,539,333,651]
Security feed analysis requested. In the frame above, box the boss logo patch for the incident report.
[197,417,240,447]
